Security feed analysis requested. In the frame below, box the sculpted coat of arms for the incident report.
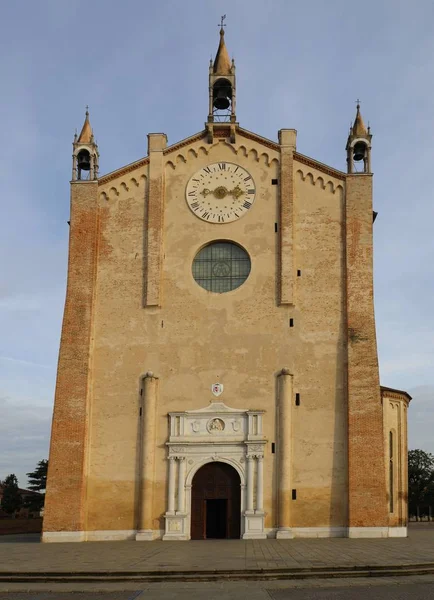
[211,383,224,397]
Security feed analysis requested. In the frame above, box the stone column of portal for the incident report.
[246,456,254,513]
[136,372,158,541]
[177,457,186,513]
[167,457,176,514]
[276,368,294,539]
[256,456,264,512]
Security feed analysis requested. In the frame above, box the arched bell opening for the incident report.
[348,139,371,174]
[76,149,91,180]
[212,78,233,122]
[190,461,241,540]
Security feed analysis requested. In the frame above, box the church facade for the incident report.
[43,26,411,542]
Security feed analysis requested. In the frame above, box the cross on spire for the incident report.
[219,14,226,31]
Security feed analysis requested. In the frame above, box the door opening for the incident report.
[191,461,241,540]
[205,499,227,539]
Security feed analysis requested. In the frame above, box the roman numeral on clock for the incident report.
[188,191,196,196]
[247,189,255,194]
[203,167,211,174]
[218,163,226,170]
[190,201,199,209]
[243,201,252,209]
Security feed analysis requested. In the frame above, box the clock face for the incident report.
[186,162,256,223]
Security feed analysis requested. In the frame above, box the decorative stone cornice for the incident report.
[236,127,280,152]
[294,152,346,181]
[163,131,207,156]
[380,385,412,403]
[99,157,149,185]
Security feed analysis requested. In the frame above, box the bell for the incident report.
[353,142,366,162]
[213,87,230,110]
[77,150,91,171]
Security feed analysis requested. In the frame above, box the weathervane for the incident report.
[219,14,227,30]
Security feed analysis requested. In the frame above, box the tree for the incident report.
[408,449,434,518]
[25,459,48,512]
[26,459,48,492]
[0,474,22,515]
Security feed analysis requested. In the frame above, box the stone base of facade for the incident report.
[275,527,294,539]
[291,527,347,538]
[42,529,137,542]
[348,527,389,538]
[42,531,85,543]
[135,529,158,541]
[388,526,407,537]
[42,525,407,542]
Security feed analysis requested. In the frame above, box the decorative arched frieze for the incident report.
[163,142,277,169]
[296,169,344,194]
[248,148,259,162]
[238,145,248,157]
[176,154,186,164]
[109,186,119,199]
[98,172,147,203]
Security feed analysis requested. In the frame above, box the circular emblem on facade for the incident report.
[207,418,225,433]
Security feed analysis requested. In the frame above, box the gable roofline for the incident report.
[98,127,347,185]
[294,152,346,181]
[236,126,280,151]
[98,130,208,185]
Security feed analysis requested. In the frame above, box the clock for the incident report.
[185,162,256,223]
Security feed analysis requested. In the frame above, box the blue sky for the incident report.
[1,0,433,488]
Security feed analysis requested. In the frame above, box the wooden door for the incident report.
[190,462,241,540]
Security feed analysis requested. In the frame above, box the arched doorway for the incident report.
[190,462,241,540]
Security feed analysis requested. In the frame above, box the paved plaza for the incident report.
[0,524,433,579]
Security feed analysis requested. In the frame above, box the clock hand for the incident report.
[200,186,244,199]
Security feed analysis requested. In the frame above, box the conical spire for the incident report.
[77,107,93,143]
[352,102,368,136]
[213,25,231,75]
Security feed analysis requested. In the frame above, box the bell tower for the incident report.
[207,16,236,143]
[346,102,371,173]
[72,108,99,181]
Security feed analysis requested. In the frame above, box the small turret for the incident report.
[72,107,99,181]
[346,101,372,174]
